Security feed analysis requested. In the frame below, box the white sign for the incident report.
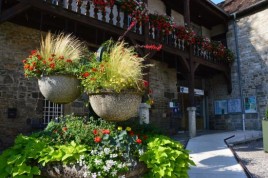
[179,86,204,96]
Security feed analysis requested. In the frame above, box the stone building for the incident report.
[208,0,268,130]
[1,0,257,149]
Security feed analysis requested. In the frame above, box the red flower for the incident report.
[50,63,55,69]
[92,68,98,72]
[62,127,68,132]
[94,136,102,143]
[102,129,110,134]
[22,59,27,63]
[37,55,42,60]
[93,129,98,135]
[51,54,56,57]
[143,80,149,88]
[82,72,90,78]
[48,57,53,61]
[42,60,47,64]
[66,59,72,63]
[136,138,142,144]
[24,64,30,69]
[31,50,37,55]
[29,65,35,71]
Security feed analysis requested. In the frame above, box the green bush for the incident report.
[37,114,116,145]
[140,135,195,178]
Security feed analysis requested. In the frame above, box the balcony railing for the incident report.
[40,0,232,65]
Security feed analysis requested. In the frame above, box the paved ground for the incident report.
[174,130,262,178]
[233,139,268,178]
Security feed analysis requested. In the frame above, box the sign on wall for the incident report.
[244,96,257,113]
[179,86,204,96]
[228,99,242,113]
[214,100,228,115]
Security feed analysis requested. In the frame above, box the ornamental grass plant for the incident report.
[80,40,151,93]
[23,32,87,78]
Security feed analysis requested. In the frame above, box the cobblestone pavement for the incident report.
[233,139,268,178]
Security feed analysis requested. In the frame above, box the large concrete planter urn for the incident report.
[89,91,142,121]
[262,120,268,152]
[41,161,147,178]
[38,75,81,104]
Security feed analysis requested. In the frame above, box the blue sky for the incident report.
[211,0,224,4]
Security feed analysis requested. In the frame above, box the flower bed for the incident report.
[0,115,194,178]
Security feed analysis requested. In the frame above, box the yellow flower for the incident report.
[118,126,122,131]
[126,127,131,131]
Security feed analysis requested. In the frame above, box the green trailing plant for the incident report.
[140,135,195,178]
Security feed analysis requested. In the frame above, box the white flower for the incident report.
[110,154,118,158]
[91,172,97,178]
[106,160,116,167]
[83,171,88,178]
[119,175,126,178]
[103,165,110,172]
[94,159,102,165]
[91,150,98,155]
[111,170,117,176]
[138,149,144,155]
[104,148,110,155]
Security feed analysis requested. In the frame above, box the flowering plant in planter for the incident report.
[149,13,174,35]
[22,32,86,78]
[91,0,115,13]
[118,0,148,22]
[80,40,150,94]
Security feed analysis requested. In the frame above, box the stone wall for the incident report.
[208,8,268,130]
[0,22,88,149]
[149,60,179,134]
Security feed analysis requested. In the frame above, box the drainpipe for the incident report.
[232,13,245,131]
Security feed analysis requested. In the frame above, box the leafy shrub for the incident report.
[38,114,116,145]
[140,135,195,178]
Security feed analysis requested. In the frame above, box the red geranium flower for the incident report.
[102,129,110,134]
[62,127,68,132]
[143,80,149,88]
[93,129,98,135]
[94,136,102,143]
[31,50,37,55]
[136,138,142,144]
[129,131,135,136]
[82,72,90,78]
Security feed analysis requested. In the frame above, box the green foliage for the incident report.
[140,135,195,178]
[0,135,44,178]
[38,114,116,145]
[38,141,88,166]
[265,108,268,120]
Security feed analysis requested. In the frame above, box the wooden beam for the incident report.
[0,0,31,22]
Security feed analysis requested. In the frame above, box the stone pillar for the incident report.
[139,103,151,124]
[187,107,196,138]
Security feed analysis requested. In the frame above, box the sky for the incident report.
[211,0,224,4]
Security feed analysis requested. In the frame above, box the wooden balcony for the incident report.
[0,0,232,92]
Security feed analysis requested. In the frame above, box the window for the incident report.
[43,99,63,124]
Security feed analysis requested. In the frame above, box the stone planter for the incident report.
[41,162,147,178]
[38,75,81,104]
[262,120,268,152]
[89,91,142,121]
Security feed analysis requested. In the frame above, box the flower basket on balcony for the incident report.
[38,75,81,104]
[89,91,142,121]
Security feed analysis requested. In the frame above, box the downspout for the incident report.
[232,13,246,131]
